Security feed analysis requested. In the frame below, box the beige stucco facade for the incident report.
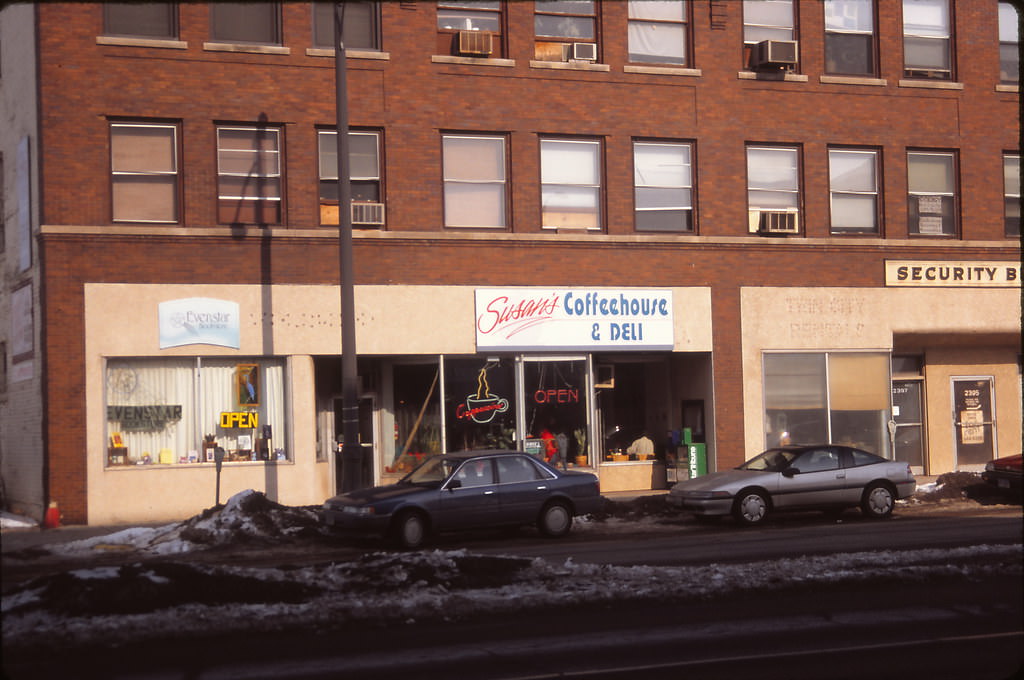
[740,286,1022,473]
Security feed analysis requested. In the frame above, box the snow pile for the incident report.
[4,544,1020,650]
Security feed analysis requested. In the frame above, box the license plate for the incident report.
[998,479,1010,488]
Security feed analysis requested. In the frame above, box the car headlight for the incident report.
[985,461,995,472]
[686,491,732,499]
[342,505,376,516]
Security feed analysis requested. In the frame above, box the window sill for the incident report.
[624,65,702,77]
[96,36,187,50]
[530,60,611,72]
[305,48,390,60]
[432,55,515,67]
[819,75,887,87]
[996,84,1019,93]
[898,79,963,90]
[738,70,808,82]
[203,42,290,56]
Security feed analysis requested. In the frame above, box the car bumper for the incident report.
[666,494,733,515]
[320,508,391,534]
[982,470,1023,491]
[895,480,917,500]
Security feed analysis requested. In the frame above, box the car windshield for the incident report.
[737,448,800,472]
[402,456,460,485]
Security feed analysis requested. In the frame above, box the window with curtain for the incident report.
[443,134,507,229]
[824,0,875,76]
[211,2,281,44]
[634,141,693,232]
[907,150,956,236]
[829,148,878,234]
[902,0,951,79]
[105,357,288,467]
[1006,154,1021,238]
[318,130,382,226]
[747,145,800,211]
[534,0,597,61]
[217,125,282,225]
[628,0,687,66]
[110,122,179,223]
[763,352,890,455]
[103,2,177,39]
[312,1,380,50]
[541,138,602,230]
[999,2,1020,85]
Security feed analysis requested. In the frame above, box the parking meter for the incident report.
[214,446,226,506]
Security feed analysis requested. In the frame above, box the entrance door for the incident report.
[333,396,376,491]
[951,377,996,467]
[891,380,925,472]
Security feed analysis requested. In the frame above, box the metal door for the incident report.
[891,380,925,472]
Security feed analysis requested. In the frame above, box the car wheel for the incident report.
[538,501,572,538]
[391,510,429,549]
[732,490,770,525]
[861,483,895,519]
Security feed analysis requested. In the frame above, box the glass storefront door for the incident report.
[519,357,590,467]
[952,377,996,466]
[891,379,925,471]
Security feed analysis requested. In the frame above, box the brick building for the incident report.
[0,1,1020,525]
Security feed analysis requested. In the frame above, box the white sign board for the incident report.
[159,298,240,349]
[475,288,674,351]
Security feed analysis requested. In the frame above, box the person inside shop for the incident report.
[539,421,559,465]
[626,430,655,459]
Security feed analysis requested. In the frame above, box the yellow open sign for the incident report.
[220,412,258,429]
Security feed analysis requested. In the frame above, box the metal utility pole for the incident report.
[335,2,362,492]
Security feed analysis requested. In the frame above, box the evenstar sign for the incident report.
[475,288,674,351]
[159,298,241,349]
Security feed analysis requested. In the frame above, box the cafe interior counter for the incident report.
[598,459,667,492]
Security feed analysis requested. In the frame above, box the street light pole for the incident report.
[335,2,362,492]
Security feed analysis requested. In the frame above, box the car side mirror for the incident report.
[782,468,798,478]
[447,479,462,491]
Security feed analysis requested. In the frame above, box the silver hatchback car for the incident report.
[667,444,916,525]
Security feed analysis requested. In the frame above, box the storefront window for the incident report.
[763,352,890,456]
[105,357,287,467]
[523,359,588,467]
[444,356,516,452]
[389,363,442,474]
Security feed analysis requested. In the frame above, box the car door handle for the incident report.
[836,473,846,479]
[536,485,548,490]
[484,490,495,495]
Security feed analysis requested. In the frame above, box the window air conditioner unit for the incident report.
[458,30,492,57]
[351,202,385,226]
[749,210,799,234]
[571,42,597,62]
[752,40,798,69]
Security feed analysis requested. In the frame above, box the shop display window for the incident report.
[389,363,442,473]
[763,352,890,456]
[444,356,516,452]
[105,357,287,467]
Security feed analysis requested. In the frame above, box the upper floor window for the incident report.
[103,2,177,39]
[312,2,380,51]
[442,134,507,229]
[824,0,875,76]
[747,145,800,234]
[541,138,602,231]
[628,1,687,66]
[318,130,383,227]
[217,125,282,225]
[999,2,1020,86]
[743,0,795,70]
[1005,154,1020,237]
[437,1,503,57]
[907,150,957,236]
[829,148,879,234]
[534,1,598,62]
[211,2,281,45]
[633,141,693,232]
[110,122,179,223]
[902,0,951,80]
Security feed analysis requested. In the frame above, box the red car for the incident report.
[982,453,1023,495]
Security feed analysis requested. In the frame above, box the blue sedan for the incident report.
[322,450,603,548]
